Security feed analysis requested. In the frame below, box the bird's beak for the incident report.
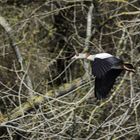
[71,56,76,60]
[71,53,79,60]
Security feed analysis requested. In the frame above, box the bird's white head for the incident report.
[71,53,87,59]
[71,53,95,61]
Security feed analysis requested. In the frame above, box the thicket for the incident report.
[0,0,140,139]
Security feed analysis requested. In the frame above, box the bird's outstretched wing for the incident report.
[94,69,122,99]
[91,58,112,78]
[92,57,123,78]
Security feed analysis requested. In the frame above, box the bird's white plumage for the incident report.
[95,53,113,59]
[72,53,113,61]
[71,53,87,59]
[86,55,95,61]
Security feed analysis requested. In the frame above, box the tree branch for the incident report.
[1,75,92,123]
[0,15,33,96]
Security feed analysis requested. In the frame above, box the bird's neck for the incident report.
[73,53,95,61]
[78,53,95,61]
[86,55,95,61]
[77,53,87,59]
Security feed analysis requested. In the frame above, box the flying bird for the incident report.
[72,53,135,99]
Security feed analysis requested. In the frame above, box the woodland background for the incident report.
[0,0,140,139]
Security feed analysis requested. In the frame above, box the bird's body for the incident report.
[72,53,135,99]
[94,53,113,59]
[92,56,124,99]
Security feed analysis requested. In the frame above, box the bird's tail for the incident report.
[123,63,135,73]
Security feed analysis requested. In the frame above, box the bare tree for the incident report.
[0,0,139,139]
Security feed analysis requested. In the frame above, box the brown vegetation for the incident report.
[0,0,140,139]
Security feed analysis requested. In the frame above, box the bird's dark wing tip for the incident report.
[94,69,122,100]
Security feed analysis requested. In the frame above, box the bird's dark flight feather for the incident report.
[95,69,122,99]
[92,57,123,78]
[92,58,112,78]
